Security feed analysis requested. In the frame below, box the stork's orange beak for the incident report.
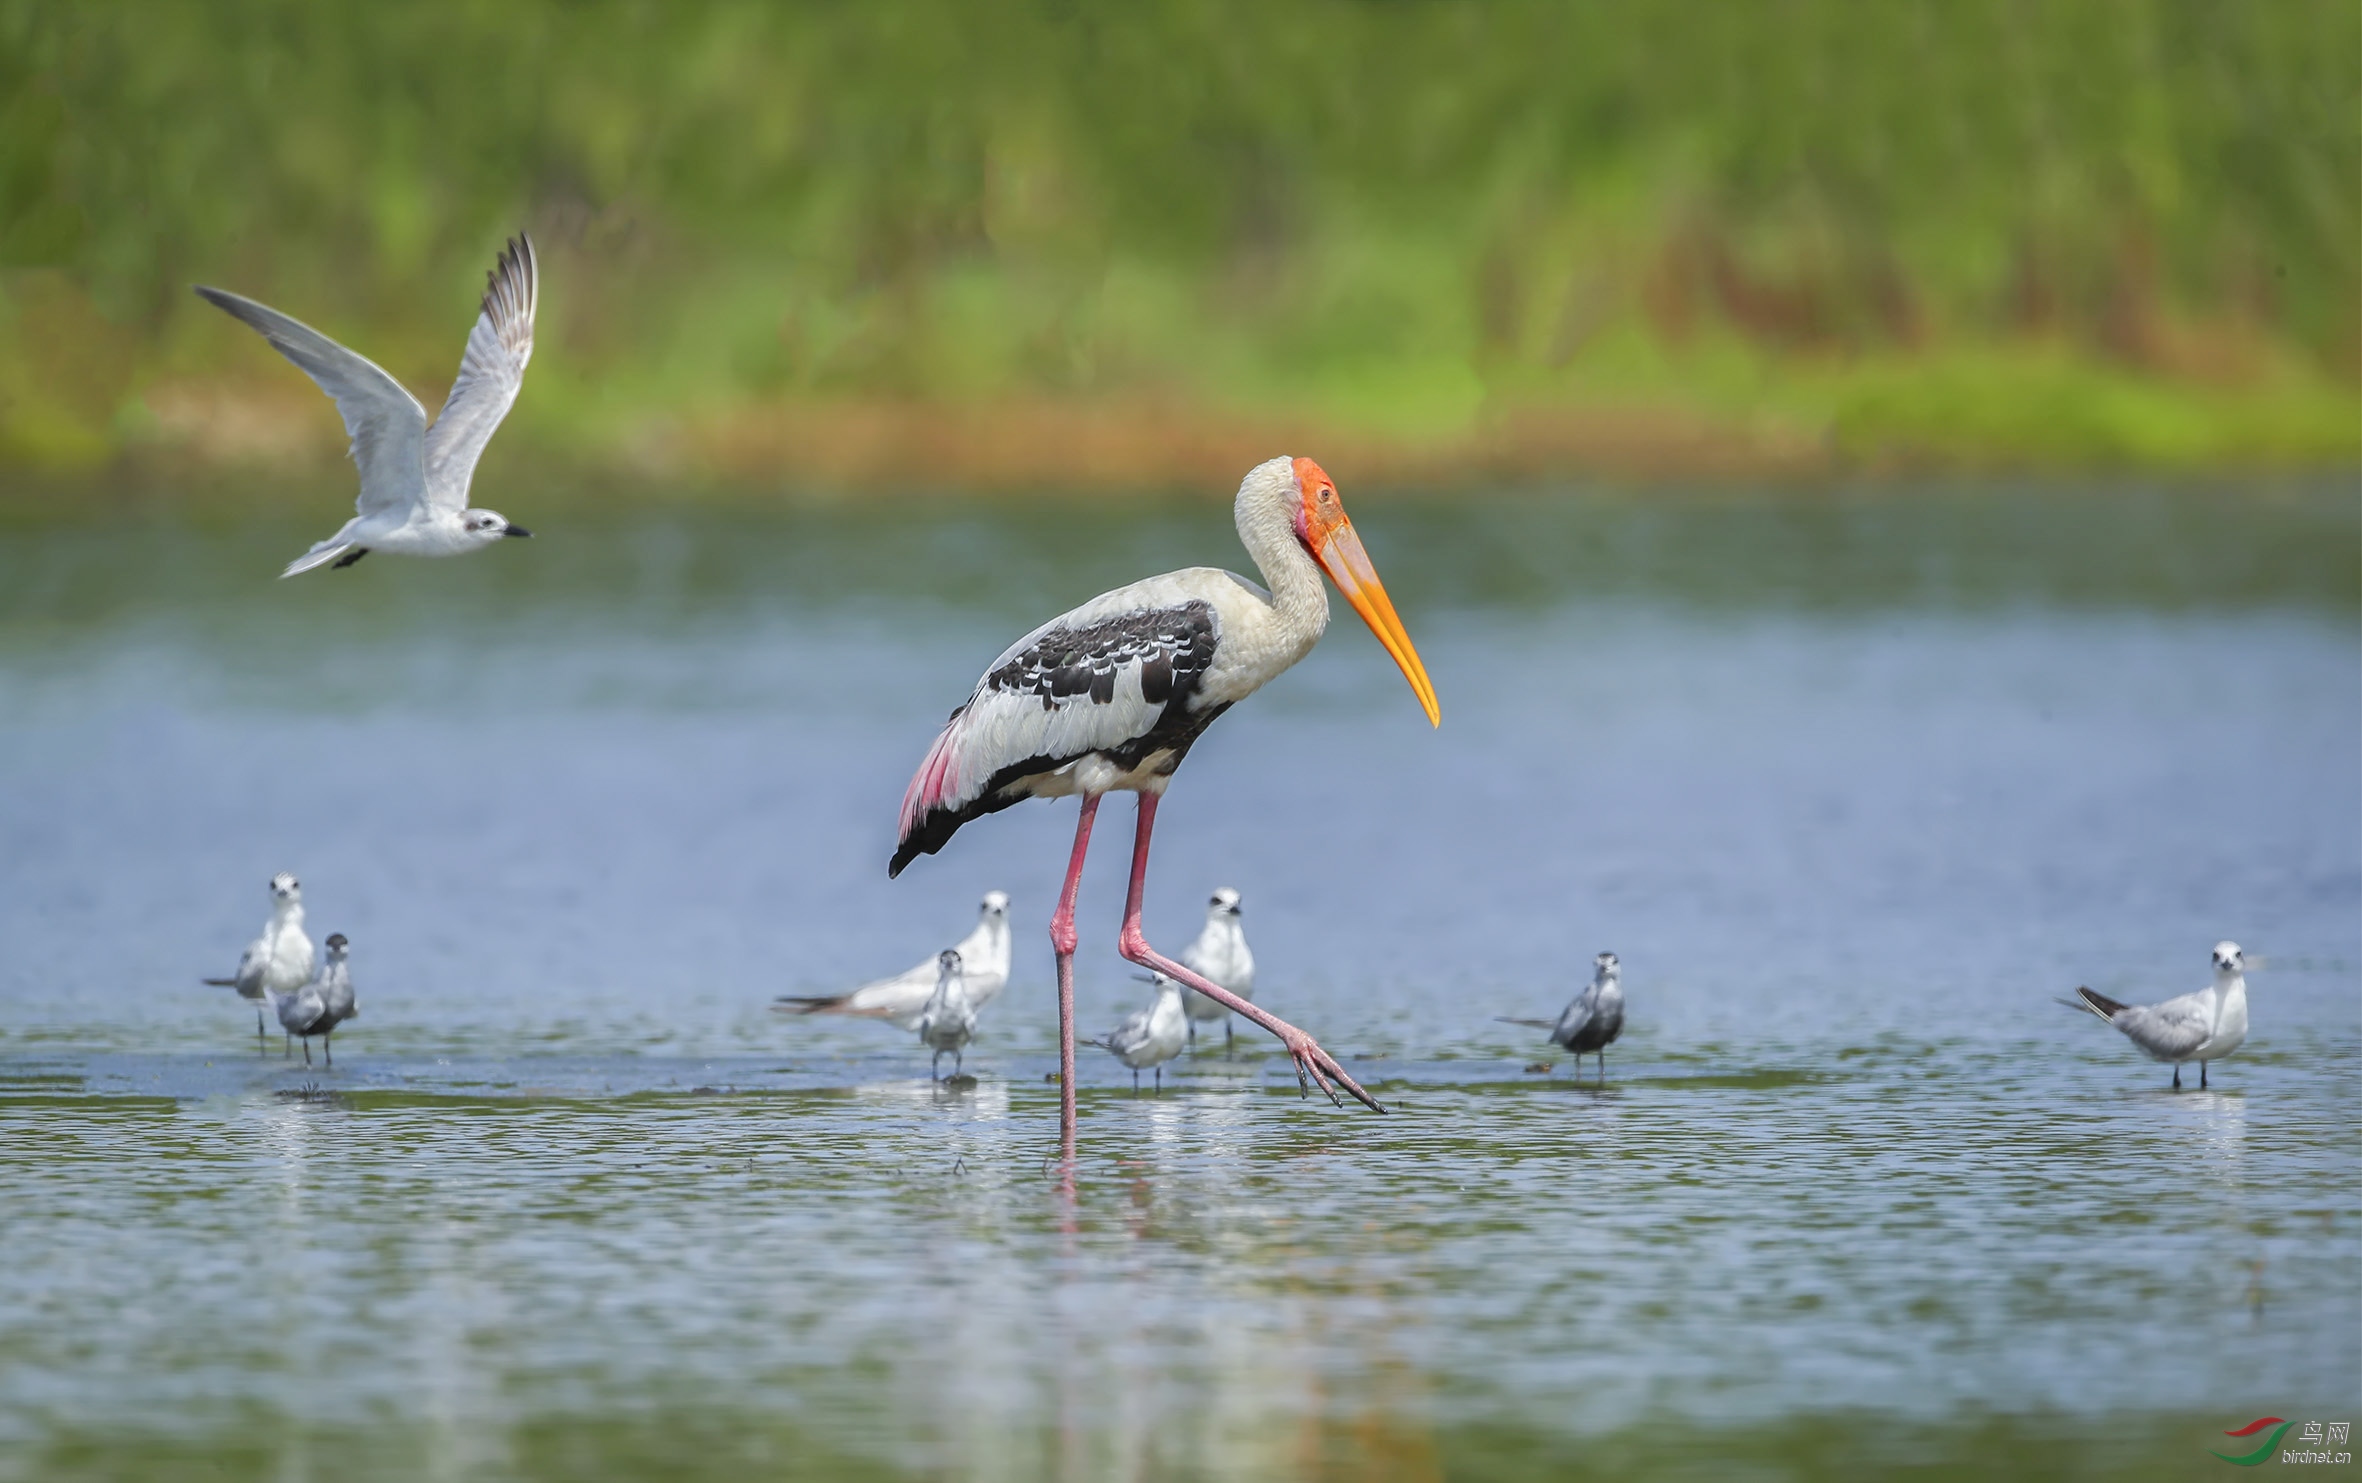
[1313,519,1441,726]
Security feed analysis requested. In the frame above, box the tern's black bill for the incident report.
[503,525,533,539]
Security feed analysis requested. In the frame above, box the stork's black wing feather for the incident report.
[892,600,1226,876]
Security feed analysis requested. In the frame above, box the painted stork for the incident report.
[890,455,1440,1139]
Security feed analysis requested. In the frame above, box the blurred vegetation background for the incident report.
[0,0,2354,493]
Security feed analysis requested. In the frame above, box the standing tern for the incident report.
[2061,941,2250,1089]
[1178,887,1255,1048]
[203,872,314,1053]
[774,891,1011,1030]
[915,951,978,1082]
[194,234,538,577]
[1499,951,1625,1082]
[264,932,359,1068]
[1086,975,1188,1093]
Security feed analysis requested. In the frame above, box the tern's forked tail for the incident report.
[773,994,891,1019]
[2065,986,2129,1021]
[281,539,356,579]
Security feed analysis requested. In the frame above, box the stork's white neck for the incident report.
[1227,456,1330,675]
[1239,460,1327,634]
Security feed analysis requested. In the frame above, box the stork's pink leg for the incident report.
[1049,795,1102,1147]
[1114,794,1385,1114]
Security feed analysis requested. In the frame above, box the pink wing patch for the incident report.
[898,715,966,846]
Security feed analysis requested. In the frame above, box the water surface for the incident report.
[1,483,2356,1480]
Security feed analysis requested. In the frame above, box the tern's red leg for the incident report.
[1049,795,1102,1148]
[1113,794,1384,1114]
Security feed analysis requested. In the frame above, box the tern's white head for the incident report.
[1208,887,1242,919]
[2212,941,2244,976]
[1595,951,1620,980]
[269,872,301,906]
[979,892,1009,922]
[461,509,532,545]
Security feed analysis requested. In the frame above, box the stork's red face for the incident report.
[1291,456,1440,726]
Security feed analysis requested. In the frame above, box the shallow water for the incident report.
[1,483,2356,1480]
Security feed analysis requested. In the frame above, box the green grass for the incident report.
[0,0,2354,485]
[2,1406,2275,1481]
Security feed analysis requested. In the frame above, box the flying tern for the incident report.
[194,235,538,577]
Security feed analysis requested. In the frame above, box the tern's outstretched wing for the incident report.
[193,286,427,519]
[424,234,537,513]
